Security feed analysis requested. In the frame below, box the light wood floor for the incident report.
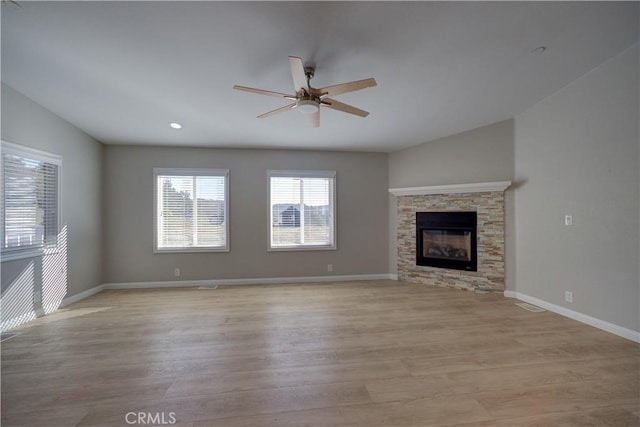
[2,280,638,426]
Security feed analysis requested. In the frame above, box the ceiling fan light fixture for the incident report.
[296,99,319,114]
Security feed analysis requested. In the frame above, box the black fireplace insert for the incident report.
[416,211,477,271]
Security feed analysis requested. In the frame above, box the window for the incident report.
[268,170,336,250]
[154,168,229,252]
[1,141,61,261]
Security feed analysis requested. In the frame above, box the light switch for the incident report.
[564,215,573,226]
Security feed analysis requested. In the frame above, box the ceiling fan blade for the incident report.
[322,98,369,117]
[233,85,296,100]
[257,103,297,119]
[308,110,319,128]
[315,78,377,98]
[288,56,309,93]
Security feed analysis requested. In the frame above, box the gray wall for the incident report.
[514,44,639,332]
[388,120,515,188]
[103,146,389,283]
[1,84,103,323]
[388,120,515,279]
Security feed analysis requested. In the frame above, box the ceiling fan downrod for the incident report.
[304,66,315,85]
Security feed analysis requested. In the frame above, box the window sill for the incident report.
[268,245,337,252]
[154,247,230,254]
[1,247,49,262]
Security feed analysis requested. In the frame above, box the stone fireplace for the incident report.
[390,182,510,292]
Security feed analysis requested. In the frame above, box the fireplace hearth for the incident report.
[416,211,477,271]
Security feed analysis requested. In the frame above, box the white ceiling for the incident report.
[2,1,638,152]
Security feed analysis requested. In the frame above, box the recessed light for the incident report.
[169,122,182,129]
[530,46,547,55]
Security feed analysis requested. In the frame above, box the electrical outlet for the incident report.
[565,291,573,303]
[174,268,181,277]
[327,264,333,272]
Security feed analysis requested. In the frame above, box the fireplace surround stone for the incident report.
[390,182,510,292]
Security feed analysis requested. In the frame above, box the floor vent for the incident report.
[197,285,219,290]
[515,302,546,313]
[1,332,21,342]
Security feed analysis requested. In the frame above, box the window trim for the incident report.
[1,140,62,262]
[153,168,229,253]
[267,169,336,252]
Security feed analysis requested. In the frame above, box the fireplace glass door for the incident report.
[422,229,472,261]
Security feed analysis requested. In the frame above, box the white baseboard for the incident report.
[389,274,399,281]
[504,290,640,343]
[60,284,105,308]
[103,274,395,290]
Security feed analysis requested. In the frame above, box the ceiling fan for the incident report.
[233,56,377,127]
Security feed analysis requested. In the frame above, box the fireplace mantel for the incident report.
[389,181,511,196]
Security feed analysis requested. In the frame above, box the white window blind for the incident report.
[269,170,336,250]
[1,141,61,260]
[154,169,228,252]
